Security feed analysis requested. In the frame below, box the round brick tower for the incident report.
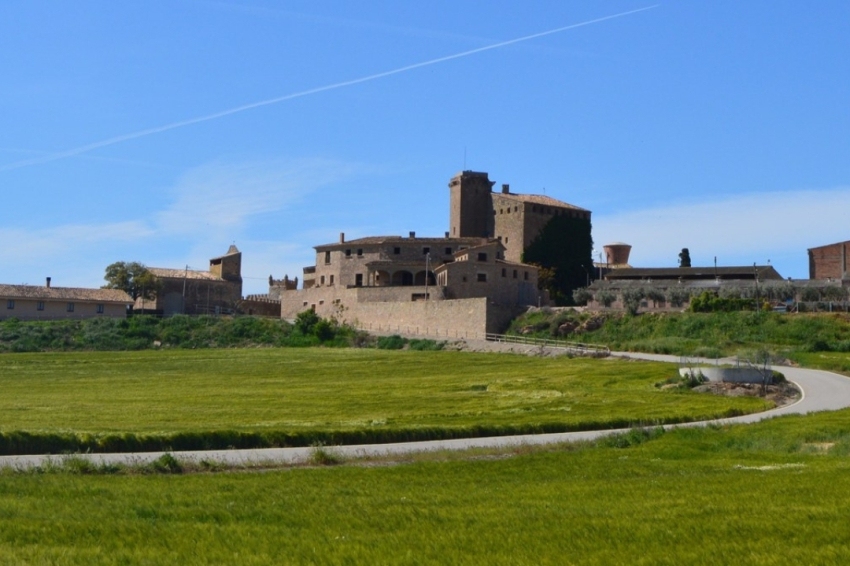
[603,242,632,266]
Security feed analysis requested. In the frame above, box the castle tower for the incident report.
[210,245,242,283]
[448,171,494,238]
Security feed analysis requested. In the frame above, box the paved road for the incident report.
[3,353,850,470]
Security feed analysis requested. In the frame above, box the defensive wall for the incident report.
[282,285,521,338]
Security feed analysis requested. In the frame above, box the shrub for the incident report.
[377,335,406,350]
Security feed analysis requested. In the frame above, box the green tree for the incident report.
[103,262,159,300]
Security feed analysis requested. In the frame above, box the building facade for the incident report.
[278,235,542,337]
[0,279,132,321]
[809,240,850,280]
[136,246,243,316]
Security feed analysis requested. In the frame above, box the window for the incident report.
[6,299,14,309]
[501,268,506,277]
[324,251,331,264]
[303,301,308,307]
[422,247,430,255]
[66,302,75,312]
[524,271,529,281]
[393,247,401,255]
[444,247,452,255]
[505,237,508,244]
[477,273,487,282]
[477,252,487,262]
[96,304,104,314]
[355,274,363,287]
[513,270,518,279]
[319,300,325,305]
[320,275,325,285]
[345,249,352,257]
[36,301,45,311]
[357,249,363,257]
[330,275,334,285]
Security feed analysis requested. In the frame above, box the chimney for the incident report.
[409,231,416,239]
[445,231,450,238]
[46,277,51,288]
[339,232,345,243]
[501,184,510,194]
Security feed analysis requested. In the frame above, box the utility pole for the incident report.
[182,265,188,314]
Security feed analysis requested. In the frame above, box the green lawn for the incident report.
[0,349,770,452]
[4,410,850,564]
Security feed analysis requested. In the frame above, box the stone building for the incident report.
[449,170,592,264]
[0,278,132,321]
[809,240,850,280]
[278,234,542,337]
[136,245,243,316]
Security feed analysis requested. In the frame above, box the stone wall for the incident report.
[281,285,520,338]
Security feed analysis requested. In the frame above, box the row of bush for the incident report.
[0,312,365,353]
[508,308,850,356]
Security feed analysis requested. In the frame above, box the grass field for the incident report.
[0,348,771,453]
[4,409,850,564]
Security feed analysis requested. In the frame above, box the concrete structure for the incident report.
[0,278,132,321]
[809,240,850,280]
[449,171,591,264]
[136,246,243,316]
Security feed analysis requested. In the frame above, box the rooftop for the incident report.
[0,284,133,303]
[496,192,589,212]
[148,267,223,281]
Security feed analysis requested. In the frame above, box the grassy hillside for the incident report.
[4,410,850,564]
[0,349,769,454]
[509,309,850,358]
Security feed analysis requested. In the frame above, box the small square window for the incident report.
[444,247,452,255]
[423,247,430,255]
[96,304,104,314]
[477,273,487,282]
[36,301,45,311]
[303,301,308,307]
[513,270,518,279]
[6,299,14,309]
[524,271,529,281]
[66,302,75,312]
[330,275,334,285]
[320,275,325,285]
[393,247,401,255]
[357,249,363,256]
[345,249,351,257]
[477,252,487,262]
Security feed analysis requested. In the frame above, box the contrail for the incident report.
[0,5,657,172]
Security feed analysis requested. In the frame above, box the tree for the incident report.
[103,261,159,300]
[678,248,691,268]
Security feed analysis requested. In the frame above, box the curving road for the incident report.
[2,352,850,470]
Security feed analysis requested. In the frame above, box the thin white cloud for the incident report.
[154,157,363,234]
[0,5,658,172]
[1,158,365,288]
[593,187,850,275]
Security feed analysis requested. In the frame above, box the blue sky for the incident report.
[2,1,849,295]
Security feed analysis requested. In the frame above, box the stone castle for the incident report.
[270,170,593,337]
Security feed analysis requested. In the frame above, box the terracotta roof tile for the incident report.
[497,193,588,211]
[0,284,133,303]
[148,268,222,281]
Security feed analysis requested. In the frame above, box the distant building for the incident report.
[808,240,850,280]
[0,278,132,321]
[136,246,243,316]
